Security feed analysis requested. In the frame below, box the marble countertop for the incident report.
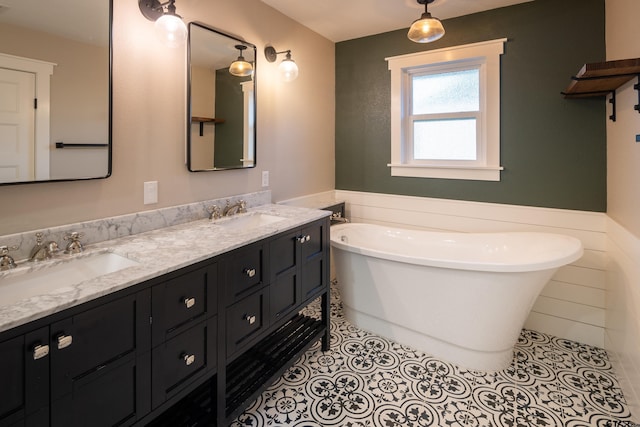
[0,204,330,333]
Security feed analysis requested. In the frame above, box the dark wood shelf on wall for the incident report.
[562,58,640,121]
[191,116,225,136]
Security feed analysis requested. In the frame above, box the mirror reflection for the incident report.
[188,23,256,171]
[0,0,111,185]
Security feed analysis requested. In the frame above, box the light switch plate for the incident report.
[144,181,158,205]
[262,171,269,187]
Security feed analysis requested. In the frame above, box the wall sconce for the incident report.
[229,45,254,77]
[407,0,445,43]
[139,0,188,48]
[264,46,299,82]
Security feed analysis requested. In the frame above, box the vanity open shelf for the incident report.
[562,57,640,121]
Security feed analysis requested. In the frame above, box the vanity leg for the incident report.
[321,288,330,351]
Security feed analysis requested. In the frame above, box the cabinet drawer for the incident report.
[152,264,217,345]
[50,292,150,401]
[225,243,265,303]
[152,317,216,409]
[226,290,267,357]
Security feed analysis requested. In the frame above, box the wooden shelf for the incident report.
[191,117,225,136]
[562,58,640,98]
[562,58,640,121]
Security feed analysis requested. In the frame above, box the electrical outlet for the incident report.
[144,181,158,205]
[262,171,269,187]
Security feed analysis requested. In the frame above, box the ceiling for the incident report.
[260,0,533,42]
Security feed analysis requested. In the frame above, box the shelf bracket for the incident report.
[634,75,640,114]
[609,91,617,122]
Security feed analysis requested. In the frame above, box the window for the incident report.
[387,39,506,181]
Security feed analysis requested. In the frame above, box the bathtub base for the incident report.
[344,305,514,372]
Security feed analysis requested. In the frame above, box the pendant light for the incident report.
[229,45,254,77]
[407,0,445,43]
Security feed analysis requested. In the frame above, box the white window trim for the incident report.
[386,38,506,181]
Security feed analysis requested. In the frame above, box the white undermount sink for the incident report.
[0,252,139,308]
[212,213,285,231]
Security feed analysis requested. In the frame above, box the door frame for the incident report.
[0,52,55,180]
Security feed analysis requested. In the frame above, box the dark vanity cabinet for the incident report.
[0,215,330,427]
[0,291,151,427]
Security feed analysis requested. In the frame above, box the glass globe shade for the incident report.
[407,14,445,43]
[278,58,299,82]
[154,14,187,48]
[229,59,253,77]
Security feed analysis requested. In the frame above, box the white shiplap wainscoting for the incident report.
[334,190,608,348]
[606,217,640,417]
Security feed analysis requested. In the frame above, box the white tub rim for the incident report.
[330,223,584,273]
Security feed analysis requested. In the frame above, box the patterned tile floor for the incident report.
[231,283,636,427]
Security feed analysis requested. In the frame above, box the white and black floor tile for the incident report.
[231,283,636,426]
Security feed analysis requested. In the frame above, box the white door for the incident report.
[0,67,36,182]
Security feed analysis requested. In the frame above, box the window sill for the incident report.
[387,163,503,181]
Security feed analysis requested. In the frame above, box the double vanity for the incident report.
[0,196,331,426]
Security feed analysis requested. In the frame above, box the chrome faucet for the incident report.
[331,212,350,223]
[29,232,59,262]
[64,232,85,254]
[207,205,222,220]
[0,245,18,271]
[222,200,247,217]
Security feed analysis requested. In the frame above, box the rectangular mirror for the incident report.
[0,0,112,185]
[187,22,256,171]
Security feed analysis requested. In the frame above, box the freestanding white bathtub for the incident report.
[330,223,583,371]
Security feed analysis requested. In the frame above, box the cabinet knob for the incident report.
[33,344,50,360]
[243,268,256,278]
[182,353,195,366]
[243,314,256,325]
[57,334,73,350]
[183,297,196,309]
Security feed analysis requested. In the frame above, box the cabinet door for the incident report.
[51,354,147,427]
[152,263,217,346]
[269,230,300,324]
[0,327,49,427]
[50,291,151,426]
[225,242,266,303]
[151,316,216,409]
[0,335,25,427]
[300,220,329,299]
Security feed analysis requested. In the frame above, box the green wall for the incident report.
[214,69,248,169]
[335,0,606,211]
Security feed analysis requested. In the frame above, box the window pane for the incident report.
[413,118,476,160]
[412,69,479,114]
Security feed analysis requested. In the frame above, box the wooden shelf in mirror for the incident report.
[192,117,225,136]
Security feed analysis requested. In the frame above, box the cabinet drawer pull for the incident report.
[297,235,311,244]
[243,268,256,278]
[33,344,50,360]
[182,353,195,366]
[183,297,196,309]
[244,314,256,325]
[57,334,73,350]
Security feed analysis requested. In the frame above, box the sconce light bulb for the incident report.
[155,13,187,48]
[278,57,299,82]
